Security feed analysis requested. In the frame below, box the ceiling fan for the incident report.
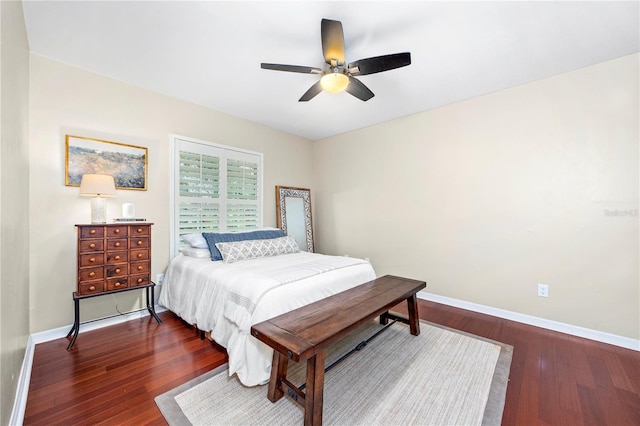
[261,18,411,102]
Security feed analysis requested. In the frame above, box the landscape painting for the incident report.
[65,135,148,190]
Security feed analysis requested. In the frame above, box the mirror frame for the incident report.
[276,185,314,253]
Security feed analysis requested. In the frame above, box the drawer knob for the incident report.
[137,265,143,271]
[115,268,121,274]
[137,228,143,233]
[114,255,120,261]
[114,282,121,287]
[137,278,143,284]
[115,229,120,234]
[137,241,143,246]
[114,242,121,247]
[89,285,95,291]
[137,253,143,258]
[89,272,95,278]
[90,229,96,235]
[89,243,96,249]
[89,257,95,263]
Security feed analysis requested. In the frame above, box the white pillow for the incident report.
[215,235,299,263]
[179,246,212,258]
[182,233,208,249]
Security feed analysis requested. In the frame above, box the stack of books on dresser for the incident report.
[113,217,147,222]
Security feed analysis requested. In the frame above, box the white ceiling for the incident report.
[22,1,640,141]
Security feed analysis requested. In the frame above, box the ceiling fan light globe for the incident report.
[320,72,349,93]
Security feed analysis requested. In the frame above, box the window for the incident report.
[171,135,263,257]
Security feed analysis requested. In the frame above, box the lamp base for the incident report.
[90,197,107,223]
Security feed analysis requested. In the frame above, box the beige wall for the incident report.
[314,54,639,340]
[29,55,313,333]
[0,0,30,424]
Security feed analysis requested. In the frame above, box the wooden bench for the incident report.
[250,275,426,426]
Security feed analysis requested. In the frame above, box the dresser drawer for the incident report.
[130,273,150,287]
[107,226,128,237]
[106,264,127,278]
[79,239,104,253]
[130,261,150,275]
[130,225,150,236]
[79,253,104,267]
[78,281,104,295]
[131,249,149,261]
[131,236,149,249]
[79,266,104,282]
[80,226,104,239]
[106,277,128,291]
[106,251,128,264]
[106,238,128,250]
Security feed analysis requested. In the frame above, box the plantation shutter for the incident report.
[226,157,260,230]
[177,151,220,241]
[172,136,263,257]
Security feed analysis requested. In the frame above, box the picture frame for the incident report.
[65,135,148,190]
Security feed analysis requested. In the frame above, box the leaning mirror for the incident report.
[276,186,314,252]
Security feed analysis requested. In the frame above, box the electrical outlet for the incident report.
[537,283,549,298]
[156,273,164,284]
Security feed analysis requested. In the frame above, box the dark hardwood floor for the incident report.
[24,300,640,425]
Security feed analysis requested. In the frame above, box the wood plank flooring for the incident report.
[23,300,640,425]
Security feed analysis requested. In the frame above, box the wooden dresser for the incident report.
[76,223,153,296]
[68,222,160,350]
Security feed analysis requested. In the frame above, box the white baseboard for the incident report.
[9,335,34,426]
[11,305,167,424]
[417,291,640,351]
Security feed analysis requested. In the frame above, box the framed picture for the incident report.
[65,135,148,190]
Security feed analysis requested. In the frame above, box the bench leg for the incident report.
[304,349,326,426]
[407,294,420,336]
[268,351,288,402]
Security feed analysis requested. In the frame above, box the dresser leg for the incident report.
[147,286,162,323]
[66,296,80,350]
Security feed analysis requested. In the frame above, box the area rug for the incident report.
[155,320,512,426]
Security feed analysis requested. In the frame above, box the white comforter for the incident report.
[158,252,376,386]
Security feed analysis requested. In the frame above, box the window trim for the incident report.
[169,134,264,258]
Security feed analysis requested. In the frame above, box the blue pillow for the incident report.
[202,229,286,261]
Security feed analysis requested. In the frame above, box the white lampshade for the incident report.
[79,174,117,197]
[79,174,117,223]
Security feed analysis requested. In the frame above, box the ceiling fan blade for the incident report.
[348,52,411,76]
[345,76,374,101]
[321,19,345,65]
[299,81,323,102]
[261,63,322,74]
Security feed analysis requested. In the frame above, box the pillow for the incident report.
[182,233,208,249]
[215,235,299,263]
[202,229,286,261]
[179,246,212,259]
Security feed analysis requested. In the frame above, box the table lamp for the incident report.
[79,174,117,223]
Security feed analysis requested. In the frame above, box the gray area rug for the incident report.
[156,320,513,426]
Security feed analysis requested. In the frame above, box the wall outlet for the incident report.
[537,283,549,298]
[156,273,164,284]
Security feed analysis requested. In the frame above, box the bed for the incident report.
[158,232,376,387]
